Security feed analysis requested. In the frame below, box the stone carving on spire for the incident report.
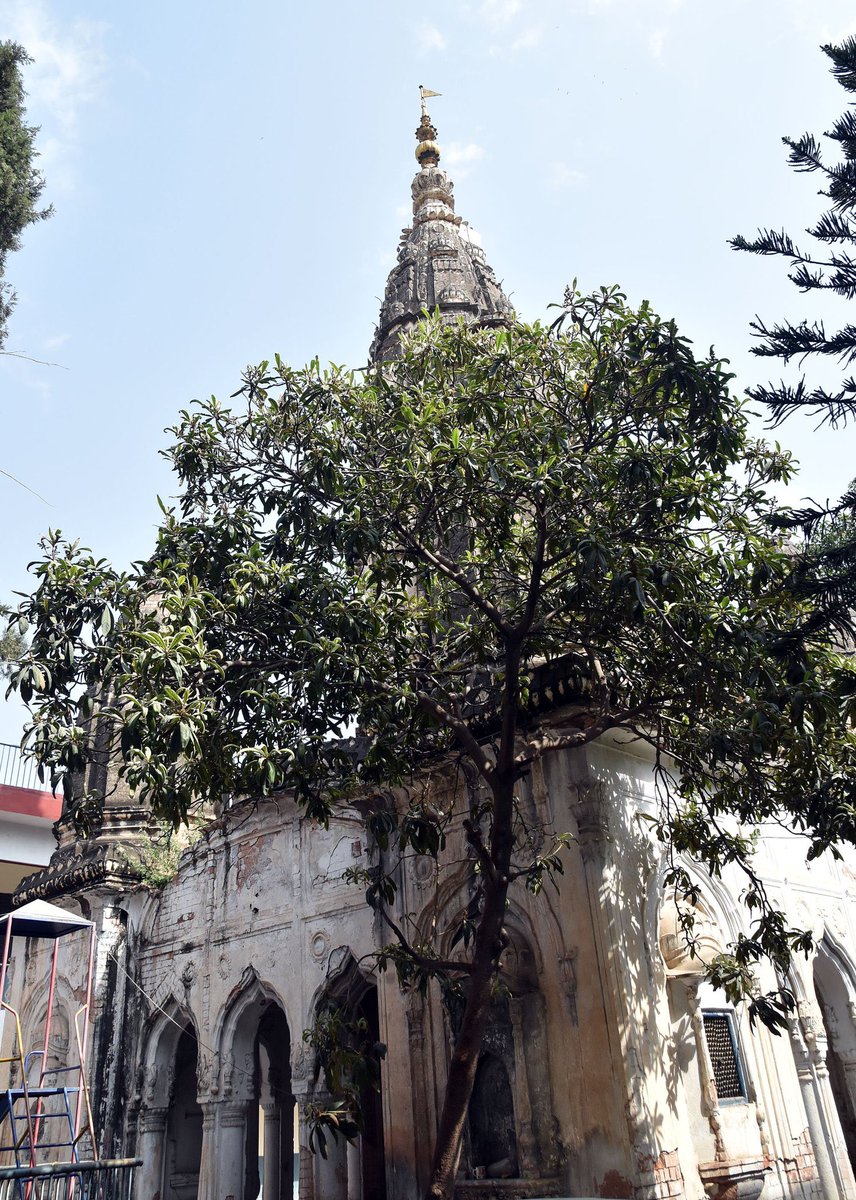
[369,98,513,364]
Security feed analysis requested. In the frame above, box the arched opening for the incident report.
[313,953,387,1200]
[19,1005,75,1164]
[164,1024,203,1200]
[217,977,295,1200]
[135,1002,200,1200]
[814,941,856,1171]
[246,1002,294,1200]
[353,982,386,1200]
[443,915,558,1183]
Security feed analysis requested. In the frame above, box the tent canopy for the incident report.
[0,898,92,940]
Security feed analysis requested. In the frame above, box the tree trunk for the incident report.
[424,871,510,1200]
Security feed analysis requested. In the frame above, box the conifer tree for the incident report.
[0,41,51,348]
[732,37,856,638]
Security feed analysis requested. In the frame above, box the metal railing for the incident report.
[0,1160,139,1200]
[0,744,40,793]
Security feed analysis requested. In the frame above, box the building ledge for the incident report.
[455,1181,565,1199]
[0,782,62,821]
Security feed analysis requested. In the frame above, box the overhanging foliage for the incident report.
[10,290,856,1199]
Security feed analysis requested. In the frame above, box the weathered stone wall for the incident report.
[6,731,856,1200]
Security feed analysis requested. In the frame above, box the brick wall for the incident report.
[785,1127,819,1185]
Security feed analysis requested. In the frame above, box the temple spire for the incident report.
[369,93,513,363]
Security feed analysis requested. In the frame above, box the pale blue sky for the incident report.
[1,0,855,741]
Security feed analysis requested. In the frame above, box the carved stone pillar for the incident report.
[261,1099,281,1200]
[518,990,559,1177]
[290,1080,314,1200]
[789,1014,840,1200]
[840,1048,856,1130]
[312,1094,348,1200]
[574,780,610,865]
[135,1105,168,1200]
[574,776,648,1164]
[314,1133,348,1200]
[405,990,433,1190]
[89,900,131,1157]
[214,1099,251,1200]
[508,996,538,1176]
[196,1101,218,1200]
[291,1080,314,1200]
[685,984,725,1160]
[802,1005,856,1199]
[558,953,578,1027]
[346,1137,362,1200]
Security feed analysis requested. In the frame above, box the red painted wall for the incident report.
[0,784,62,822]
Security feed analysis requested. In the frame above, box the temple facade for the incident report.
[5,105,856,1200]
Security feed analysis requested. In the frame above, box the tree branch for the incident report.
[513,705,655,768]
[414,689,496,782]
[375,904,475,976]
[390,520,514,635]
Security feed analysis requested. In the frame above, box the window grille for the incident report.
[702,1011,747,1100]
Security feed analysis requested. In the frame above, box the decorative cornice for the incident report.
[14,840,144,906]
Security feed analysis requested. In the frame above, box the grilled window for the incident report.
[702,1011,747,1100]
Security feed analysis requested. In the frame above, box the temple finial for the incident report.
[416,85,442,166]
[419,85,442,117]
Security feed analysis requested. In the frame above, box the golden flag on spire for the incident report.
[419,85,442,115]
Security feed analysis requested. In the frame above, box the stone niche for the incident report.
[448,922,562,1198]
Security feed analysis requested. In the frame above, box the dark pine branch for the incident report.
[828,109,856,160]
[784,133,825,174]
[730,229,800,257]
[808,209,856,243]
[748,317,856,365]
[747,377,856,427]
[825,38,856,94]
[731,37,856,639]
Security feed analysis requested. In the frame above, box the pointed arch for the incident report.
[414,866,562,984]
[309,947,387,1200]
[812,934,856,1176]
[308,948,375,1025]
[139,994,198,1109]
[19,971,78,1046]
[133,994,203,1200]
[214,966,290,1098]
[817,931,856,1003]
[209,965,295,1200]
[413,860,473,951]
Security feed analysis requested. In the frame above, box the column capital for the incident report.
[138,1105,169,1134]
[197,1100,219,1130]
[291,1080,313,1103]
[215,1098,253,1128]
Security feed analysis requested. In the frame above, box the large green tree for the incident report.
[12,291,856,1200]
[0,41,51,348]
[731,36,856,638]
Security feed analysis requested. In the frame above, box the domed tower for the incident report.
[370,92,513,363]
